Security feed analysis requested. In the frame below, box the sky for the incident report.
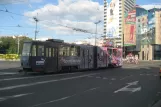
[0,0,160,42]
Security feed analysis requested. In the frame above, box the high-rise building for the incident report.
[104,0,107,37]
[103,0,135,47]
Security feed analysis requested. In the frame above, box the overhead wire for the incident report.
[0,3,104,36]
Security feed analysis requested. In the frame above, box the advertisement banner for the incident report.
[106,0,120,38]
[124,9,136,46]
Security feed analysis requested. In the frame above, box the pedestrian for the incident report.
[135,55,139,64]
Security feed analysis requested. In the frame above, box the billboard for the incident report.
[106,0,120,38]
[124,9,136,46]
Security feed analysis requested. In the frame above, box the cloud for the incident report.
[141,4,161,10]
[0,0,43,4]
[24,0,104,40]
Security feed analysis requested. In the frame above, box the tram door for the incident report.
[45,47,58,72]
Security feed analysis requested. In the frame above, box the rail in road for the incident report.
[0,62,161,107]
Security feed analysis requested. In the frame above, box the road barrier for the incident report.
[0,54,20,60]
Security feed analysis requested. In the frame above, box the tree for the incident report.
[0,36,32,54]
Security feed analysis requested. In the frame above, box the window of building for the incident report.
[142,18,144,21]
[142,23,144,26]
[142,45,144,48]
[138,19,140,22]
[147,45,149,48]
[37,45,44,56]
[32,45,36,56]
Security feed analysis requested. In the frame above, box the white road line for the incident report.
[0,72,18,76]
[0,73,99,91]
[0,72,82,82]
[120,75,132,80]
[102,77,108,80]
[0,93,33,102]
[96,76,101,79]
[30,87,99,107]
[111,78,116,80]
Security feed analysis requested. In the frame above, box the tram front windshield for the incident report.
[22,42,31,56]
[107,49,112,55]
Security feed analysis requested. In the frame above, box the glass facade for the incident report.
[154,45,161,60]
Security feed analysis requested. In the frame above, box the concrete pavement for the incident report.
[0,61,161,107]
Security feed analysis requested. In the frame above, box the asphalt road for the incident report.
[0,61,161,107]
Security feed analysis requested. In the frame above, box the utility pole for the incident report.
[33,13,39,40]
[94,20,101,46]
[18,36,19,54]
[122,33,125,58]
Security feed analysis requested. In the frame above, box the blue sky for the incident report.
[0,0,160,42]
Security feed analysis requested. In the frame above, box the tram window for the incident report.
[59,47,63,56]
[38,45,44,56]
[82,50,85,57]
[77,47,80,56]
[113,49,117,56]
[101,51,104,56]
[117,50,121,57]
[66,47,70,56]
[59,46,67,56]
[32,45,36,56]
[49,48,51,57]
[53,48,55,57]
[46,48,48,57]
[71,46,77,56]
[107,49,112,55]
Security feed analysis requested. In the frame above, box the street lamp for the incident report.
[33,14,39,40]
[94,20,101,46]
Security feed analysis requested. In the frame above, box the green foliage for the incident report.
[0,36,32,54]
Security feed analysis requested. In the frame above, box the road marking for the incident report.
[30,87,99,107]
[0,72,18,76]
[103,77,108,80]
[0,72,84,82]
[0,73,99,91]
[114,81,141,93]
[0,93,33,102]
[87,75,93,78]
[96,76,101,79]
[120,75,132,80]
[111,78,116,80]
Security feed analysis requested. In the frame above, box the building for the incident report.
[125,7,161,60]
[125,6,148,57]
[140,8,161,60]
[103,0,135,47]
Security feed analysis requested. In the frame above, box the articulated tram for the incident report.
[20,39,123,73]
